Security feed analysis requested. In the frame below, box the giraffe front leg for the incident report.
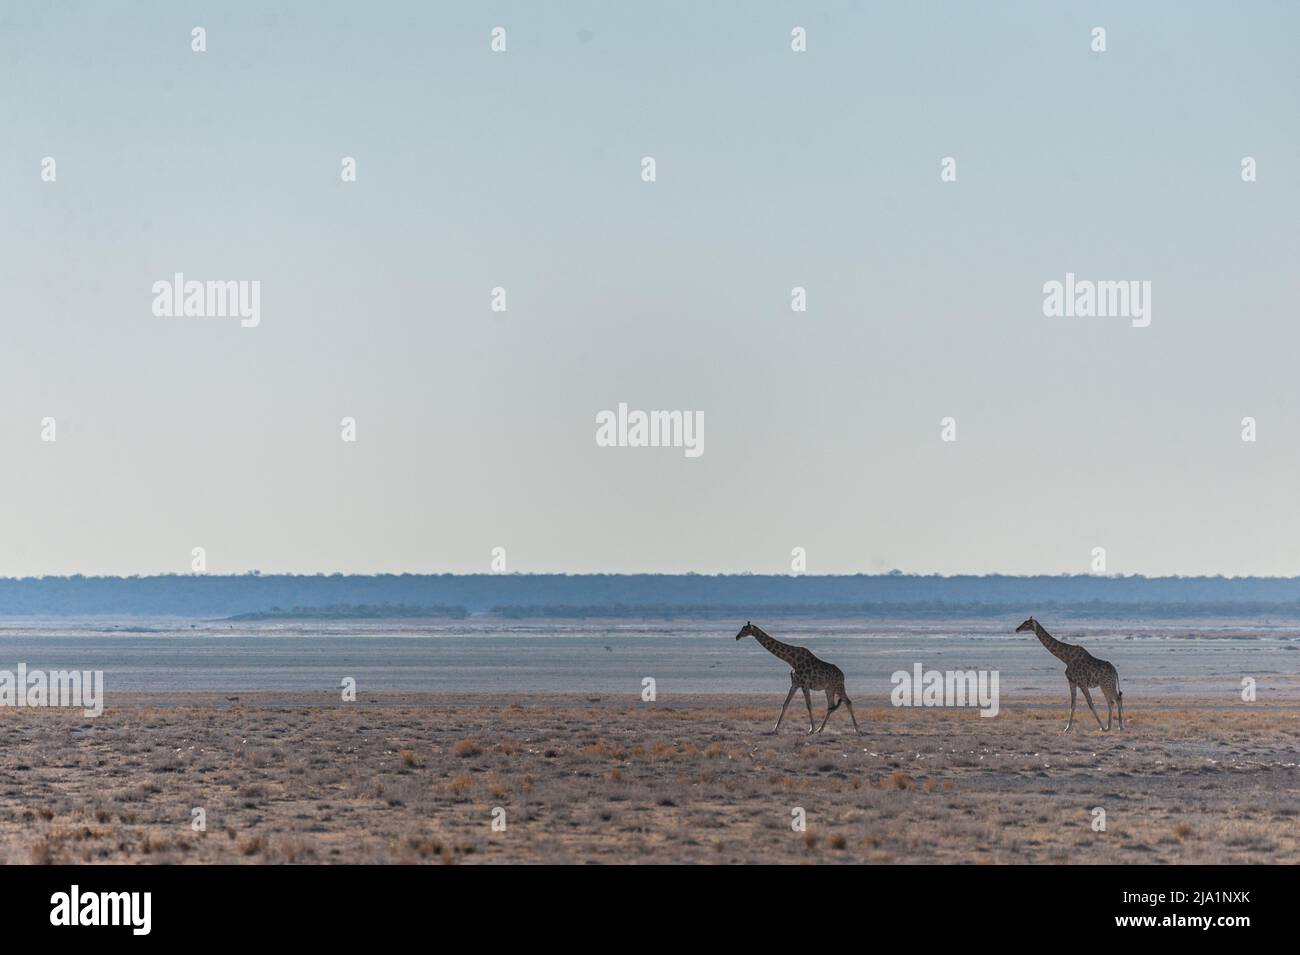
[773,685,797,733]
[1064,682,1077,732]
[1081,687,1105,731]
[801,687,815,734]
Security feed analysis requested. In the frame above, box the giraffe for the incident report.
[1017,617,1123,732]
[736,622,859,734]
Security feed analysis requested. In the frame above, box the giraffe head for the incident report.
[736,621,757,641]
[1015,617,1037,633]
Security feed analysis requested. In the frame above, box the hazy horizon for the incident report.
[4,1,1299,577]
[10,570,1300,580]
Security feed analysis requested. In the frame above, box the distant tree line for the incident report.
[5,574,1300,618]
[226,604,469,621]
[490,600,1300,620]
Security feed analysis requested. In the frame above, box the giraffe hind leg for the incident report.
[841,691,860,734]
[774,685,796,733]
[1081,687,1105,731]
[1103,682,1121,731]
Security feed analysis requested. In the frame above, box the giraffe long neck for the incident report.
[750,626,797,663]
[1032,621,1074,662]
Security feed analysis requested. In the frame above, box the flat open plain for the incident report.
[1,692,1296,864]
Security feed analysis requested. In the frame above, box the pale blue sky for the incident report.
[2,1,1298,576]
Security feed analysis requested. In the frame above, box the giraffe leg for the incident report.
[841,694,860,734]
[801,687,815,734]
[773,685,797,733]
[1064,682,1077,732]
[1081,687,1105,731]
[817,690,836,733]
[1104,684,1122,730]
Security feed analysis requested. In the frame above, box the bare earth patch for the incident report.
[0,692,1295,863]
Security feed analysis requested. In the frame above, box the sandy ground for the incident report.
[1,692,1296,864]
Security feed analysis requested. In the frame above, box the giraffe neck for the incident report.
[1032,621,1074,662]
[750,626,797,664]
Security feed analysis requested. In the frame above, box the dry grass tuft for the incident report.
[582,740,626,760]
[30,838,52,865]
[886,771,915,790]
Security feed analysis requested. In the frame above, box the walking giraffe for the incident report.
[736,622,859,734]
[1017,617,1124,732]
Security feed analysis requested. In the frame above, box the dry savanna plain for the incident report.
[1,691,1296,864]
